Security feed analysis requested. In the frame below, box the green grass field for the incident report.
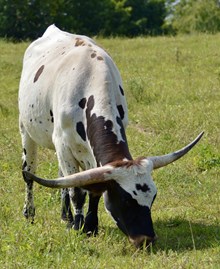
[0,34,219,268]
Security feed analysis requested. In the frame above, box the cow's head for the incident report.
[23,132,203,248]
[103,158,157,247]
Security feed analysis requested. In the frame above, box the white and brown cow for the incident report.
[19,25,203,247]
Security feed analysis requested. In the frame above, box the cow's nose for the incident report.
[129,234,158,248]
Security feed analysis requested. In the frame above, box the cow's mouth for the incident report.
[129,234,158,248]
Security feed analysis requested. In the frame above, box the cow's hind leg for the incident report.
[20,123,37,223]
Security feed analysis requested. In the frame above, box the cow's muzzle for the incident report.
[129,234,158,248]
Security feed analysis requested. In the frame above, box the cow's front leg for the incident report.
[61,186,86,230]
[59,168,74,225]
[69,187,87,230]
[84,193,101,235]
[61,188,74,225]
[55,142,87,230]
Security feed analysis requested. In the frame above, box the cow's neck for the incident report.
[85,96,132,166]
[91,133,132,166]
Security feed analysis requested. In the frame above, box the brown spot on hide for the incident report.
[50,110,54,123]
[76,122,87,141]
[91,52,96,58]
[97,56,103,61]
[109,157,145,169]
[79,98,87,109]
[136,183,150,193]
[116,116,126,141]
[119,85,124,96]
[34,65,44,83]
[110,159,134,168]
[117,105,125,120]
[22,160,27,170]
[75,38,85,47]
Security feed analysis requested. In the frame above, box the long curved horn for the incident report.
[147,131,204,169]
[22,165,114,188]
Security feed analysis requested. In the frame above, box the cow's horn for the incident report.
[147,131,204,169]
[22,165,114,188]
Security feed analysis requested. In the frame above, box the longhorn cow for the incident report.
[19,25,203,248]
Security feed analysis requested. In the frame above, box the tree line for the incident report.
[0,0,220,41]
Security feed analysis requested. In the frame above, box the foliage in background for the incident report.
[0,0,166,40]
[1,0,220,39]
[166,0,220,34]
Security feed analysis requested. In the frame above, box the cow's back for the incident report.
[19,25,128,162]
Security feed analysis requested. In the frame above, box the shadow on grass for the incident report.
[101,217,219,253]
[152,217,220,252]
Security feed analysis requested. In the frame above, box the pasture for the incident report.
[0,34,219,268]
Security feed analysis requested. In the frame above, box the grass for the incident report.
[0,34,219,268]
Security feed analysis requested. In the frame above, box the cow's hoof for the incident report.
[83,216,98,236]
[61,212,74,224]
[85,229,98,237]
[23,205,35,223]
[74,214,84,230]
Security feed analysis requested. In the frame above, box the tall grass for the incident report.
[0,34,219,268]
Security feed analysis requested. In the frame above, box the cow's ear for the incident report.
[146,132,204,169]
